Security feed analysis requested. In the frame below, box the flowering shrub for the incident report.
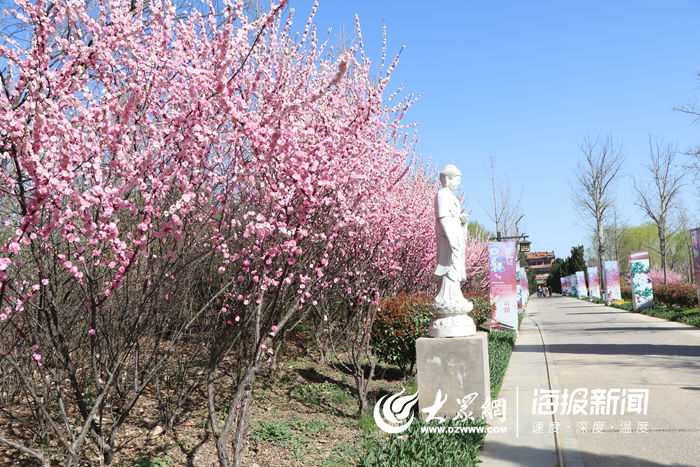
[652,284,698,309]
[648,267,686,285]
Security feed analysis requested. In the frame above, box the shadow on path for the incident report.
[515,343,700,357]
[565,311,625,315]
[582,326,688,332]
[481,440,673,467]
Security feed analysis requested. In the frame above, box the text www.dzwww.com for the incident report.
[420,426,508,434]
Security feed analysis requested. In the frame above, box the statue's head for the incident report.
[439,164,462,189]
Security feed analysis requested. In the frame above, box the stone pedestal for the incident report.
[416,333,490,420]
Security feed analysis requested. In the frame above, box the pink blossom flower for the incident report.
[88,328,96,336]
[32,353,42,365]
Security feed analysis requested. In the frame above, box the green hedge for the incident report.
[619,283,697,309]
[488,330,517,398]
[652,283,697,309]
[372,294,432,375]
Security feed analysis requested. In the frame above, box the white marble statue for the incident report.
[429,164,476,337]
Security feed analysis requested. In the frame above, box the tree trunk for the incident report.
[658,225,667,283]
[597,220,606,293]
[215,437,231,467]
[689,243,694,284]
[232,388,252,467]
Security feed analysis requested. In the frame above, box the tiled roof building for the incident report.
[527,251,556,285]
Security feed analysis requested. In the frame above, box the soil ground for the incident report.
[0,327,407,466]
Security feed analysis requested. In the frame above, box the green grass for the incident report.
[249,420,296,444]
[133,456,173,467]
[321,432,383,466]
[359,417,486,466]
[357,413,378,433]
[290,381,353,407]
[248,417,334,460]
[609,302,700,327]
[249,416,332,445]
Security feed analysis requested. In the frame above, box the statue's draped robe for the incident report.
[433,187,469,308]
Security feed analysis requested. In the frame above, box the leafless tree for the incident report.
[484,154,523,238]
[674,206,695,283]
[633,139,684,284]
[588,206,626,267]
[605,204,627,265]
[572,136,624,294]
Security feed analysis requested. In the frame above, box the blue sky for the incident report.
[292,0,700,259]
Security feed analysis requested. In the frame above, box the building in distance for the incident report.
[527,251,556,285]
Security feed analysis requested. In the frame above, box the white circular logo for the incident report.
[373,388,419,434]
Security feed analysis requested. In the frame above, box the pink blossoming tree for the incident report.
[0,1,488,465]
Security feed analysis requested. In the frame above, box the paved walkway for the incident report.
[481,295,700,467]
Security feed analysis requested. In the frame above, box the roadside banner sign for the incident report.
[488,242,519,332]
[629,251,653,311]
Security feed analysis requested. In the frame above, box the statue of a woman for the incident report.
[429,164,476,337]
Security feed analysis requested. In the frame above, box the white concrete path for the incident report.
[481,296,700,467]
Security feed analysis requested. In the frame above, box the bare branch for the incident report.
[571,135,625,290]
[633,138,685,283]
[483,154,523,237]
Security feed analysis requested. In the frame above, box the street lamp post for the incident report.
[492,232,531,253]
